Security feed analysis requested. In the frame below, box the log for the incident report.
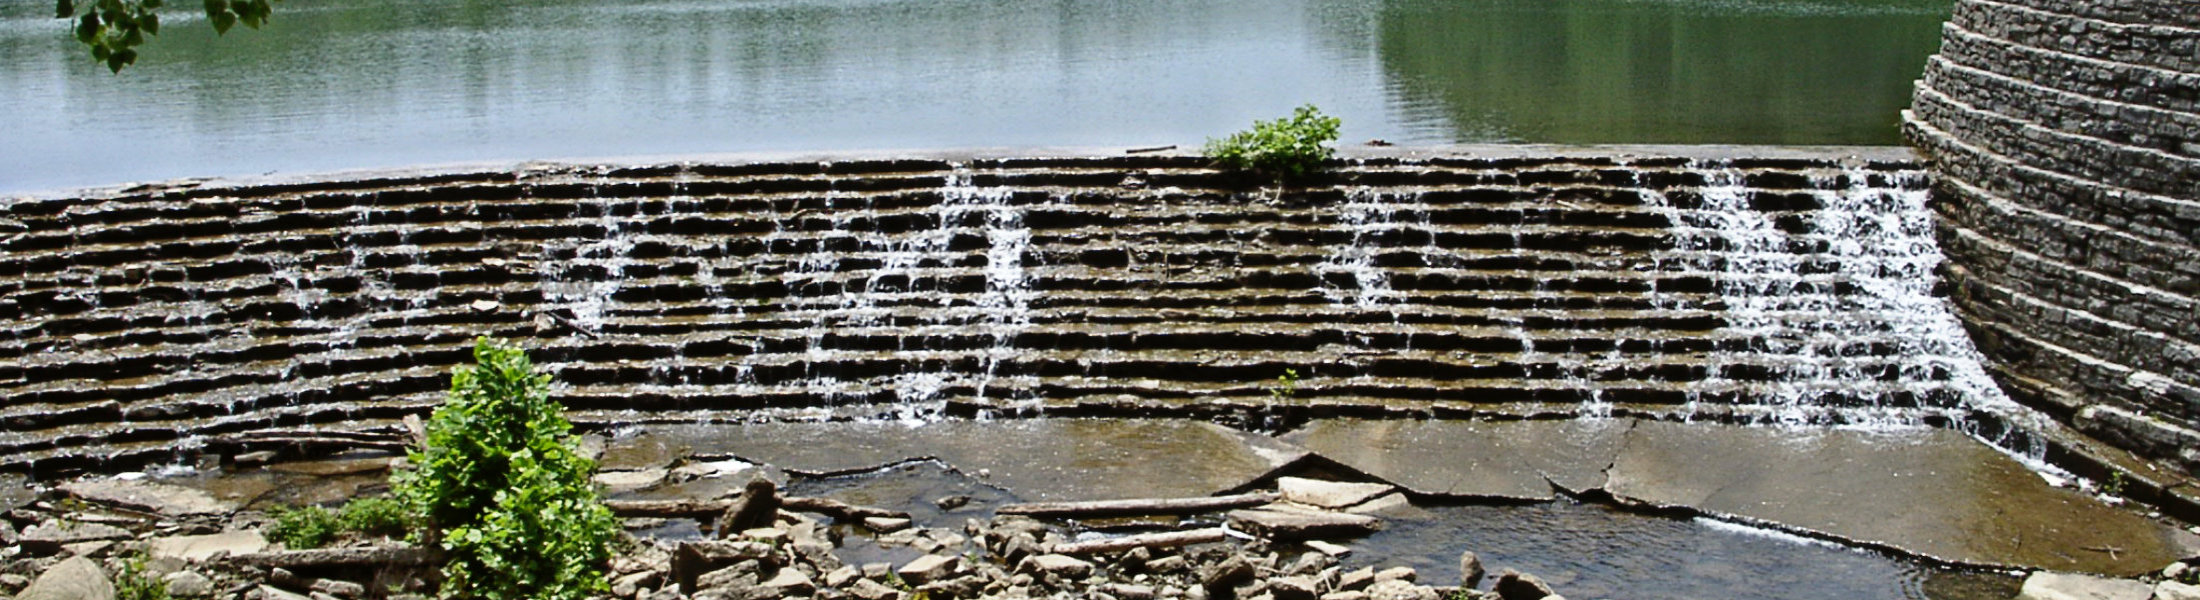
[1051,528,1230,555]
[606,499,731,518]
[1225,506,1381,540]
[780,496,906,521]
[605,496,905,521]
[997,492,1280,518]
[227,546,441,568]
[1125,145,1177,154]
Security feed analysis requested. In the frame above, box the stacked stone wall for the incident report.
[1908,0,2200,471]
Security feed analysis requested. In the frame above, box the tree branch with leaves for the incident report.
[53,0,278,73]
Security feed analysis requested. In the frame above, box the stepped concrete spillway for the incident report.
[1906,0,2200,485]
[0,147,2026,479]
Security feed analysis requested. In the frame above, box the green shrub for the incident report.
[1203,104,1343,182]
[393,337,618,600]
[337,496,416,539]
[266,504,340,550]
[114,551,170,600]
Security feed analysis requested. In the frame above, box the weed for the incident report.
[2104,471,2128,497]
[113,550,170,600]
[337,496,416,539]
[266,504,341,550]
[1204,104,1342,182]
[1268,368,1301,401]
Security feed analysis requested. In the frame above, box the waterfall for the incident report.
[1641,160,2043,456]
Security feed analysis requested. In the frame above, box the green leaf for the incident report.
[54,0,74,19]
[210,8,234,33]
[74,13,99,43]
[141,12,157,35]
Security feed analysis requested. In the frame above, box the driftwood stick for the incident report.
[781,496,907,521]
[997,492,1280,518]
[607,499,731,519]
[1125,145,1178,154]
[606,496,906,521]
[1051,528,1230,555]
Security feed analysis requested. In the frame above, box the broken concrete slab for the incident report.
[21,521,133,555]
[1278,477,1395,509]
[1227,505,1382,540]
[60,478,237,517]
[1606,421,2200,576]
[2014,571,2151,600]
[1282,418,1629,500]
[658,419,1307,501]
[148,531,271,562]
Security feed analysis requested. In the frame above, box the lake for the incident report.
[0,0,1951,193]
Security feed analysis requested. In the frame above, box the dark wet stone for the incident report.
[1282,419,1629,500]
[676,418,1307,501]
[716,477,780,535]
[1606,421,2200,575]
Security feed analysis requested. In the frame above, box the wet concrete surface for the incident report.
[1349,501,2023,600]
[1285,418,2198,575]
[1605,420,2200,576]
[610,418,1307,501]
[1282,418,1630,500]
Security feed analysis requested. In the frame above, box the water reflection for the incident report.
[0,0,1947,192]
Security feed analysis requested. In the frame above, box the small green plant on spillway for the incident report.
[114,550,170,600]
[1268,368,1301,401]
[267,504,341,550]
[1203,104,1343,182]
[392,337,619,600]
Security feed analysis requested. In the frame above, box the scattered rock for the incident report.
[848,578,898,600]
[161,571,214,597]
[309,578,366,599]
[20,521,134,556]
[1493,569,1558,600]
[2166,562,2190,581]
[759,569,816,596]
[935,495,972,511]
[1337,567,1376,591]
[1365,579,1439,600]
[149,531,271,562]
[1306,540,1352,558]
[253,584,311,600]
[2012,571,2151,600]
[1374,566,1416,583]
[1272,575,1321,600]
[1459,551,1485,588]
[1201,554,1256,592]
[1322,592,1370,600]
[594,469,669,493]
[672,541,776,593]
[1278,478,1396,510]
[15,556,113,600]
[59,479,236,517]
[1020,554,1095,579]
[863,517,912,533]
[2157,581,2200,600]
[897,554,960,585]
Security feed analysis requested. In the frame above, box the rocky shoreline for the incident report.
[0,471,1564,600]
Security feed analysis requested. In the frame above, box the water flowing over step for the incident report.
[0,150,2032,475]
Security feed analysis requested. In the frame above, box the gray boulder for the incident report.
[15,557,113,600]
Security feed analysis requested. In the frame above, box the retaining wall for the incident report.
[1906,0,2200,473]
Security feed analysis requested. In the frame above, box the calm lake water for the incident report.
[0,0,1950,193]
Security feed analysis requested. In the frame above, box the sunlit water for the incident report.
[0,0,1949,192]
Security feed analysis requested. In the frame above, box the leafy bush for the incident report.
[266,504,341,550]
[338,496,416,539]
[393,337,618,600]
[1203,104,1343,181]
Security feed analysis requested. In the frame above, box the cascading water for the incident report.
[1639,159,2044,457]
